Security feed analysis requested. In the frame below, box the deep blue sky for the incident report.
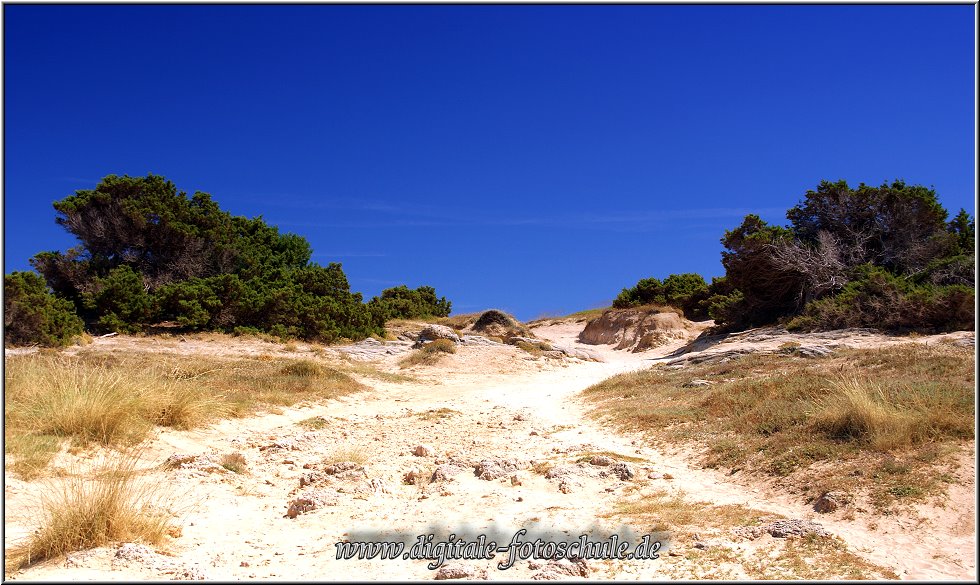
[3,5,975,320]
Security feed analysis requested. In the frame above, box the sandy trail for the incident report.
[3,325,975,580]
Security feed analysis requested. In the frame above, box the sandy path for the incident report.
[4,326,975,580]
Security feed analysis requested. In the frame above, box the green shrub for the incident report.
[788,265,974,332]
[368,285,451,321]
[613,273,710,319]
[28,174,390,342]
[81,265,152,333]
[4,272,84,347]
[710,180,975,332]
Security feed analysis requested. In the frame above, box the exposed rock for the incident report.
[286,489,339,518]
[683,379,712,388]
[170,567,209,580]
[579,308,694,352]
[735,518,830,539]
[299,472,324,487]
[606,463,635,481]
[589,455,614,467]
[767,519,830,538]
[403,469,423,485]
[531,558,589,579]
[545,463,603,481]
[414,325,462,347]
[115,543,157,562]
[431,463,469,482]
[325,461,363,475]
[459,335,506,347]
[814,491,852,513]
[433,562,488,580]
[414,444,436,457]
[793,345,834,358]
[474,458,526,480]
[666,349,754,367]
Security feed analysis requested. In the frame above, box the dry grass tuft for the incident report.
[219,452,248,474]
[279,359,325,377]
[398,339,457,368]
[415,408,460,421]
[810,378,916,450]
[326,445,370,466]
[5,453,174,573]
[298,415,329,429]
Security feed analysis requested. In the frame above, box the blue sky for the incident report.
[3,5,975,320]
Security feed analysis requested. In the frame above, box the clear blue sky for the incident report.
[3,5,975,320]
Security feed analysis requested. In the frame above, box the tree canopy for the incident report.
[615,180,974,333]
[11,174,452,344]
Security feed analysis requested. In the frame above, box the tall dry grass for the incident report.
[583,343,974,503]
[5,453,174,573]
[4,351,365,479]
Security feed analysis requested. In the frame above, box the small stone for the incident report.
[414,444,435,457]
[433,562,487,580]
[608,463,634,481]
[683,379,712,388]
[814,491,852,513]
[662,473,674,480]
[589,455,614,466]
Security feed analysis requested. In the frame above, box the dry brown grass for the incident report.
[608,488,896,579]
[4,351,365,478]
[610,488,768,534]
[584,343,974,508]
[435,312,483,330]
[4,453,174,573]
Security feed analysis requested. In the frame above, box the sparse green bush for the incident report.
[4,271,84,347]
